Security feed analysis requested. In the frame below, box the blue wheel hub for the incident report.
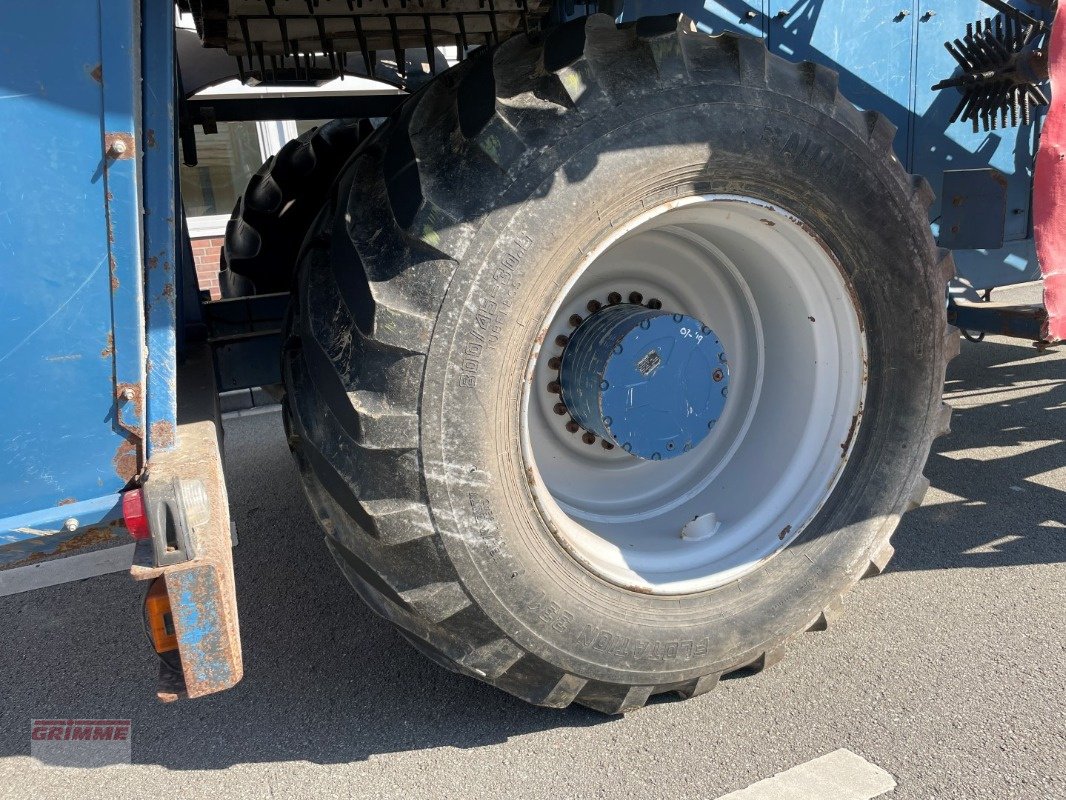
[558,304,729,460]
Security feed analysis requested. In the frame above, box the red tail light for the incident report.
[122,488,150,540]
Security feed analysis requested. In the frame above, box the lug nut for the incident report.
[713,369,724,382]
[555,334,569,348]
[63,518,79,533]
[586,299,601,313]
[582,432,596,445]
[548,356,561,370]
[547,380,561,394]
[553,403,567,416]
[629,291,643,304]
[607,292,622,305]
[647,298,662,310]
[565,420,580,433]
[568,314,583,328]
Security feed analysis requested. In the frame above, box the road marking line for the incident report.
[716,748,896,800]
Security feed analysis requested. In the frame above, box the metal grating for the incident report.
[180,0,553,83]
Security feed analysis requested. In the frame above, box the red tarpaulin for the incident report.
[1034,10,1065,342]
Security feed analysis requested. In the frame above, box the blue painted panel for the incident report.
[618,0,1046,290]
[0,494,125,567]
[911,0,1046,289]
[101,0,149,467]
[768,1,917,164]
[142,0,179,456]
[0,3,142,516]
[620,1,767,39]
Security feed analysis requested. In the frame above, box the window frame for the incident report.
[183,119,298,237]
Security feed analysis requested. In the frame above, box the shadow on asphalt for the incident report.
[893,338,1066,574]
[0,336,1061,769]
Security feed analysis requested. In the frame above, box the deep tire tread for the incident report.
[219,118,366,296]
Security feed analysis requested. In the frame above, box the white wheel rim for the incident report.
[520,196,867,595]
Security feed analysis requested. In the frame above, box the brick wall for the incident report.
[191,236,224,300]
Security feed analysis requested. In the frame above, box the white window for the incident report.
[181,119,318,237]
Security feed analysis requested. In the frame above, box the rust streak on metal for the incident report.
[8,524,121,567]
[103,132,135,160]
[114,383,145,481]
[841,412,860,457]
[101,331,115,359]
[116,382,144,425]
[843,269,865,333]
[49,526,118,553]
[89,63,103,83]
[113,440,141,482]
[778,524,792,541]
[950,302,1050,341]
[57,497,77,506]
[151,420,176,450]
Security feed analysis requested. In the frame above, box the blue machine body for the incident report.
[0,0,1050,567]
[0,1,177,565]
[623,0,1051,289]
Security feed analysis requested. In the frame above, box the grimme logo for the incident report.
[30,719,131,767]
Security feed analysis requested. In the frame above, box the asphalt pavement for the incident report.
[0,284,1063,800]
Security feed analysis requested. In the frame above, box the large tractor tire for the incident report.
[281,14,958,714]
[218,118,367,298]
